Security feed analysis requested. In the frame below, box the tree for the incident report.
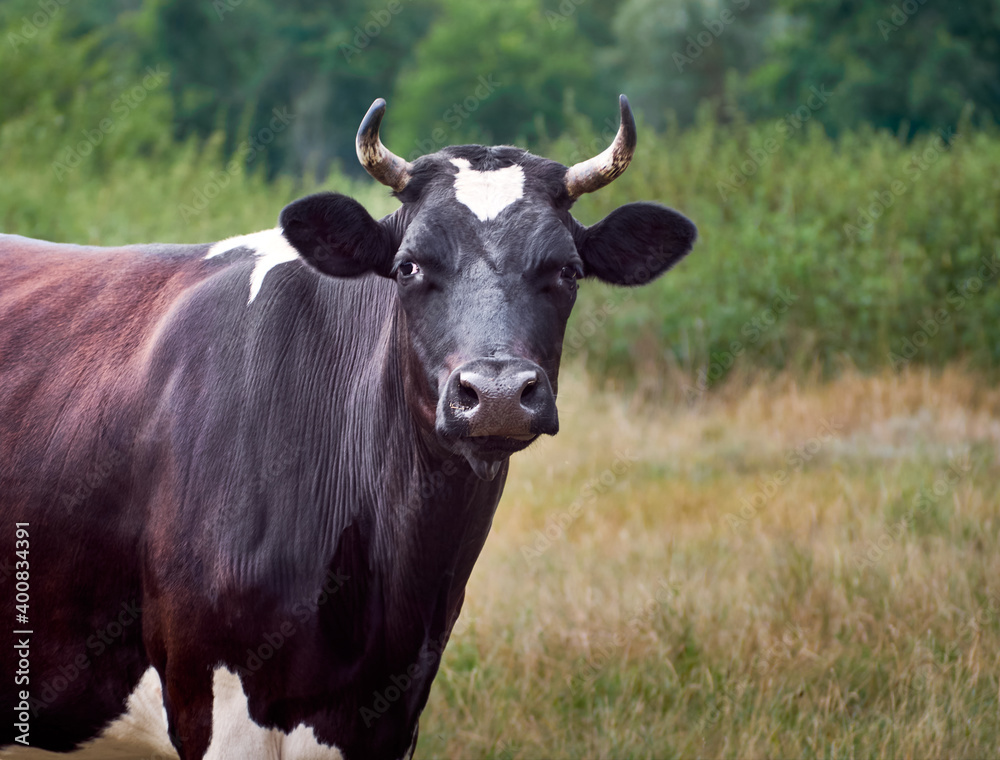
[387,0,610,159]
[737,0,1000,136]
[136,0,436,176]
[608,0,781,129]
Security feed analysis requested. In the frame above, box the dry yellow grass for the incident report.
[417,365,1000,759]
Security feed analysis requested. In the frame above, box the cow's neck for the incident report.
[349,296,507,662]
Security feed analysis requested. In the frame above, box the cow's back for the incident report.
[0,235,216,508]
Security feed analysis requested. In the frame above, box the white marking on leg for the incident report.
[1,667,178,759]
[203,666,343,760]
[205,228,300,304]
[450,158,525,222]
[0,665,345,760]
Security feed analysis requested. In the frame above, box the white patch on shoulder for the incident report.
[204,667,343,760]
[2,667,178,759]
[450,157,525,222]
[205,227,300,304]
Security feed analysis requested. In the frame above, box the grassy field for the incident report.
[416,365,1000,759]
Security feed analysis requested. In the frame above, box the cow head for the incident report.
[280,97,696,480]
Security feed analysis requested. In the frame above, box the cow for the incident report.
[0,95,696,759]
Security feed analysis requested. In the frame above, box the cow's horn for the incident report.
[565,94,637,199]
[357,98,412,192]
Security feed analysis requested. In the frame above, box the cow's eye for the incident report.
[397,261,420,279]
[560,264,583,281]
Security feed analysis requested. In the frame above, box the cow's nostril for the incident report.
[520,379,537,403]
[457,378,480,408]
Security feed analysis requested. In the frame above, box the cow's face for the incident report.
[281,98,696,480]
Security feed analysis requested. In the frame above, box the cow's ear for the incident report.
[574,202,697,286]
[280,192,397,278]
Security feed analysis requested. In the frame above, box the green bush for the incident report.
[553,108,1000,387]
[3,97,998,387]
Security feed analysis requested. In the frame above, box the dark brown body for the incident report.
[1,232,504,758]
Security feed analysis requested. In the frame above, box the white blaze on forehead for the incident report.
[205,227,300,304]
[450,157,525,222]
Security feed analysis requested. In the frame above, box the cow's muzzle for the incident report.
[437,358,558,478]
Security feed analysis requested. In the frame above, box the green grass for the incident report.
[414,367,1000,759]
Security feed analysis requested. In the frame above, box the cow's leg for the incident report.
[142,534,217,757]
[149,622,214,758]
[161,660,214,759]
[403,722,419,760]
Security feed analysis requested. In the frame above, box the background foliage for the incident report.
[2,0,999,388]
